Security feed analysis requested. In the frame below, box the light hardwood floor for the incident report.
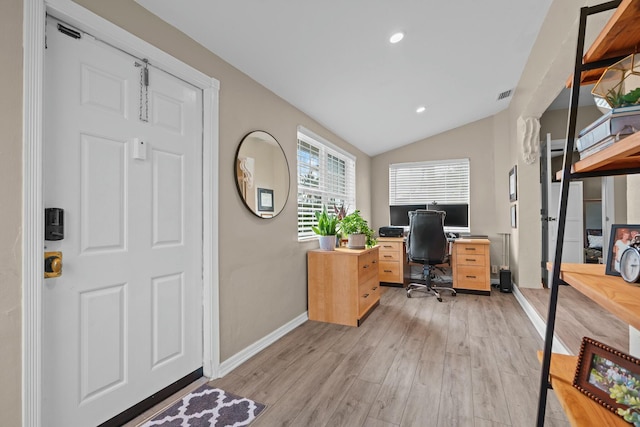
[518,284,628,355]
[128,287,568,427]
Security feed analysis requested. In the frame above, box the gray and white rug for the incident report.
[141,384,265,427]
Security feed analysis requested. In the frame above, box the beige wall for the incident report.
[372,116,508,267]
[499,0,610,288]
[0,0,23,425]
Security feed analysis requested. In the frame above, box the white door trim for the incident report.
[22,1,220,425]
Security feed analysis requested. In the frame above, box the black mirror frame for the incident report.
[234,130,290,219]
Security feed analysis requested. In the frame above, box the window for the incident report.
[389,159,470,230]
[297,127,356,240]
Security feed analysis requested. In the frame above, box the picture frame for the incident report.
[510,205,517,228]
[605,224,640,276]
[257,188,274,212]
[509,165,517,202]
[574,337,640,422]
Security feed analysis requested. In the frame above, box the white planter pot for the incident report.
[347,233,366,249]
[318,235,336,251]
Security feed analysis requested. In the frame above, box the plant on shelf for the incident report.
[339,210,376,249]
[605,86,640,108]
[312,206,339,251]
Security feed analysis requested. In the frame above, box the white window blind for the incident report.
[297,128,356,240]
[389,159,470,205]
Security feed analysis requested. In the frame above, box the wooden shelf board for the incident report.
[554,131,640,179]
[573,0,640,86]
[537,351,628,426]
[548,263,640,331]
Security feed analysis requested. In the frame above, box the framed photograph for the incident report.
[606,224,640,276]
[574,337,640,422]
[510,205,517,229]
[257,188,274,212]
[509,165,517,202]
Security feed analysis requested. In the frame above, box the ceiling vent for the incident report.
[497,89,513,100]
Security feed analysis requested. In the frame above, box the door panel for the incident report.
[79,284,127,402]
[548,181,584,285]
[43,17,203,426]
[80,134,127,252]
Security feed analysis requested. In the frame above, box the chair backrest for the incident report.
[406,210,448,265]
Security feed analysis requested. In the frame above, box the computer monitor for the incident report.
[427,203,469,228]
[389,204,426,226]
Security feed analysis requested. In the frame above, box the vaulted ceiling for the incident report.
[137,0,555,155]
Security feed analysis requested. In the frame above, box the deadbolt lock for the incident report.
[44,251,63,278]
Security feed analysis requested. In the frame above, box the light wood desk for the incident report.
[378,237,491,295]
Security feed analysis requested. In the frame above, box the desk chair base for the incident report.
[406,266,456,302]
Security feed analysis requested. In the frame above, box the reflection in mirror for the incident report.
[235,131,290,218]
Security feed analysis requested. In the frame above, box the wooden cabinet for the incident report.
[377,237,405,285]
[451,238,491,293]
[307,247,380,327]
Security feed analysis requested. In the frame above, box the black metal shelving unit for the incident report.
[534,1,636,425]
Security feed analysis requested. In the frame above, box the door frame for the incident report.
[23,0,220,425]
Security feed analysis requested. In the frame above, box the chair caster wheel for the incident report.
[407,293,412,298]
[452,293,457,297]
[437,297,443,302]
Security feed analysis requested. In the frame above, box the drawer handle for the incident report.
[466,275,477,279]
[384,255,392,258]
[363,264,369,269]
[464,247,477,251]
[465,258,476,262]
[384,270,392,273]
[372,260,377,264]
[383,245,393,248]
[372,287,378,291]
[363,293,369,298]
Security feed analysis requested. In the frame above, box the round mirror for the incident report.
[235,131,290,218]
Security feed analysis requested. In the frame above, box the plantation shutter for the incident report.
[297,128,356,240]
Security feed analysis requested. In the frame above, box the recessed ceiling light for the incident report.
[390,32,404,44]
[416,106,426,113]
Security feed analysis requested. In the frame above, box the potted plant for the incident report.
[312,206,339,251]
[340,210,376,249]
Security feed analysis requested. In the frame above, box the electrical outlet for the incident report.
[491,265,498,274]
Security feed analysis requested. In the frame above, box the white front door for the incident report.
[43,18,203,426]
[548,181,584,283]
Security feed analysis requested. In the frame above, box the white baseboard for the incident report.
[216,312,309,378]
[513,284,571,355]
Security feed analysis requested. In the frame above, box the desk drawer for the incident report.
[358,277,380,317]
[379,260,402,283]
[455,265,489,291]
[456,252,486,267]
[456,243,486,256]
[379,250,401,261]
[358,251,378,281]
[379,241,402,253]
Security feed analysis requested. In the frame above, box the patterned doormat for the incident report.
[140,384,266,427]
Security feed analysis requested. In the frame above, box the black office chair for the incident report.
[406,210,457,301]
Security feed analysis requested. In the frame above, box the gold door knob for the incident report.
[44,251,62,278]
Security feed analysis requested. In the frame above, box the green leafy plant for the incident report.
[606,86,640,108]
[340,210,376,247]
[312,206,338,236]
